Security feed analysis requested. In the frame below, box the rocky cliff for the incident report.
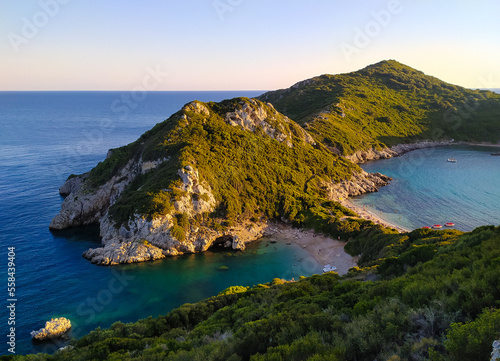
[53,161,267,266]
[51,97,393,265]
[84,165,266,266]
[49,156,166,230]
[322,170,392,201]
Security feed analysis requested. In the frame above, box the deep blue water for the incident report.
[352,146,500,231]
[0,91,322,355]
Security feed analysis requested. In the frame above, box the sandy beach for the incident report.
[264,223,358,276]
[262,199,412,277]
[339,199,410,233]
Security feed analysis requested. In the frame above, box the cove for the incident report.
[351,145,500,231]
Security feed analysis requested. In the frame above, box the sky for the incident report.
[1,0,499,91]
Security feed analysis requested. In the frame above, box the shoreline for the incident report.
[346,140,500,164]
[340,198,411,233]
[263,223,358,276]
[461,141,500,148]
[341,140,500,232]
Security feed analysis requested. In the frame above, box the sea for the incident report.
[352,145,500,231]
[0,91,323,355]
[1,91,499,356]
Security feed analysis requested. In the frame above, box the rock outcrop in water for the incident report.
[31,318,71,341]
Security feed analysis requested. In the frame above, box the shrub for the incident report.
[443,308,500,361]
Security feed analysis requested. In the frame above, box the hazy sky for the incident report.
[1,0,499,90]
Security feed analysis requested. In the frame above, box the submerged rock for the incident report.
[31,317,71,341]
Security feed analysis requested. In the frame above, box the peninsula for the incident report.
[49,60,500,266]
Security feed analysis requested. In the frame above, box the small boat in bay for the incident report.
[491,153,500,156]
[445,222,455,227]
[422,226,431,229]
[447,158,457,162]
[432,224,443,229]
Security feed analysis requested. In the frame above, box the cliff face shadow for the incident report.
[208,235,239,253]
[49,223,101,245]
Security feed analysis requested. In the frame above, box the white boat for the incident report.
[323,264,337,273]
[447,158,457,162]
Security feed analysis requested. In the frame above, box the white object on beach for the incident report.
[323,264,337,273]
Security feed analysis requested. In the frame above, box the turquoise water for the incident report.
[0,92,321,355]
[352,146,500,231]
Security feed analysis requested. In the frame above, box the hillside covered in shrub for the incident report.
[5,226,499,360]
[100,97,359,229]
[259,60,500,154]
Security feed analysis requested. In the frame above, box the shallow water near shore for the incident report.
[0,91,324,355]
[352,145,500,231]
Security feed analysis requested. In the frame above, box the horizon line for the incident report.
[0,89,270,92]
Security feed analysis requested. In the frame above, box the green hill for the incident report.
[6,226,499,360]
[51,95,387,265]
[258,60,500,155]
[93,97,360,231]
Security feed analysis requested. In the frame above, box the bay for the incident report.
[352,145,500,231]
[0,91,321,355]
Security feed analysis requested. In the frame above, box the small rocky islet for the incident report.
[30,318,71,341]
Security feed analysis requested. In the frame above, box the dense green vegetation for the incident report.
[259,60,500,154]
[5,226,499,360]
[89,97,361,233]
[84,61,500,233]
